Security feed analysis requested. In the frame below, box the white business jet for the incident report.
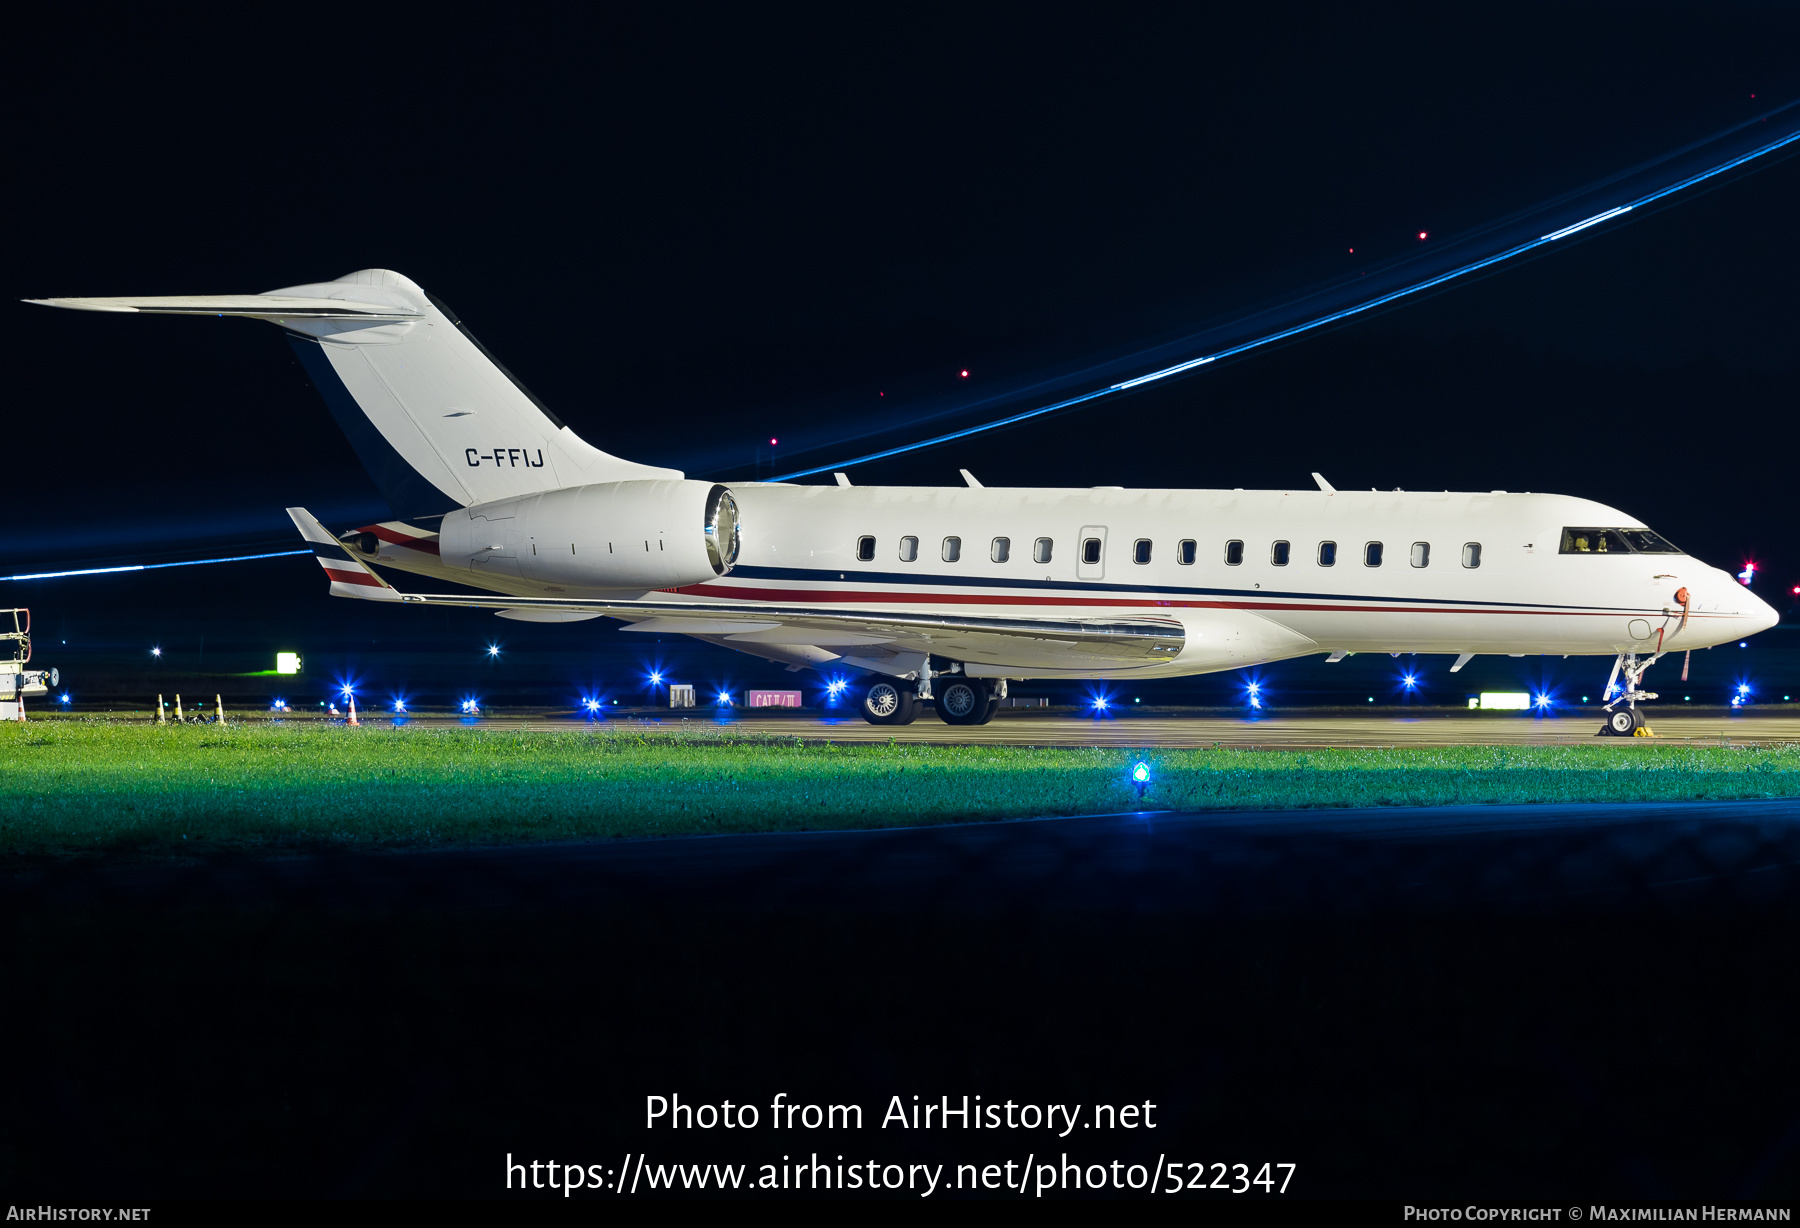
[29,270,1778,732]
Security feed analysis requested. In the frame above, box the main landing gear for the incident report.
[857,679,918,725]
[1597,651,1659,737]
[855,664,1004,726]
[934,677,1001,726]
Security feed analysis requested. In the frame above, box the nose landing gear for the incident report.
[1598,651,1659,737]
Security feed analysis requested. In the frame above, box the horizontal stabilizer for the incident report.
[286,506,403,602]
[24,294,420,321]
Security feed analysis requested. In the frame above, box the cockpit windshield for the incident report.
[1560,527,1684,555]
[1617,529,1682,553]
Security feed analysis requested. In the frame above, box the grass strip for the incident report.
[3,720,1796,860]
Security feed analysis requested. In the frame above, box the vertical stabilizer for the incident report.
[29,270,682,520]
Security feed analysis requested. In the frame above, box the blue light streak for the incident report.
[3,549,311,582]
[775,125,1799,481]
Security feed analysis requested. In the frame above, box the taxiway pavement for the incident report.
[373,709,1800,748]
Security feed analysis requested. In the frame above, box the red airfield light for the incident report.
[1417,231,1428,241]
[959,369,970,378]
[769,437,778,446]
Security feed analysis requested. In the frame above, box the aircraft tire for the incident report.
[1602,708,1637,736]
[859,681,916,726]
[934,679,988,725]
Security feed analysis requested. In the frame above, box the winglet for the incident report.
[1312,472,1336,494]
[286,507,403,601]
[960,469,984,488]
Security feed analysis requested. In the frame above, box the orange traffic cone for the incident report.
[156,694,166,724]
[215,694,226,724]
[347,693,360,726]
[174,694,185,723]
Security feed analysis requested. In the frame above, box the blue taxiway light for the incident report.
[1131,762,1151,784]
[774,124,1799,482]
[487,645,501,658]
[59,693,71,705]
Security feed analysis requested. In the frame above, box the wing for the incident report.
[287,507,1184,674]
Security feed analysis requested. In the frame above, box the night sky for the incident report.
[11,7,1798,708]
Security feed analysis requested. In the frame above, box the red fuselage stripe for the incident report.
[671,582,1675,619]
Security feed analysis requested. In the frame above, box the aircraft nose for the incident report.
[1745,587,1779,635]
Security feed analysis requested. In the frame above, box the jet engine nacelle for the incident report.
[439,480,740,591]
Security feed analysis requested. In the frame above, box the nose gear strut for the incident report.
[1598,651,1660,737]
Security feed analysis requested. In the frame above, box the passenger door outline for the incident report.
[1077,525,1108,581]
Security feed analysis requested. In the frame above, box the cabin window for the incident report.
[856,535,875,562]
[942,536,962,563]
[1271,540,1291,566]
[1225,540,1244,566]
[1411,542,1430,568]
[1133,539,1152,564]
[991,537,1010,563]
[1178,539,1196,565]
[1318,541,1337,566]
[1033,537,1053,564]
[1462,542,1481,569]
[899,536,918,562]
[1082,538,1102,565]
[1365,542,1383,567]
